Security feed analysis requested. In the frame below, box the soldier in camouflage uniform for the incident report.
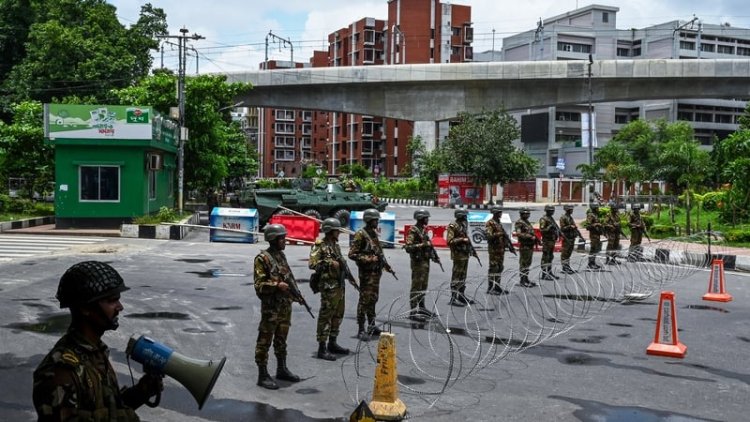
[254,224,302,390]
[447,209,475,306]
[404,209,438,320]
[349,208,393,339]
[628,204,646,262]
[515,207,538,287]
[33,261,163,421]
[604,205,623,265]
[539,205,561,281]
[309,218,355,360]
[485,206,508,295]
[585,204,604,270]
[559,204,579,274]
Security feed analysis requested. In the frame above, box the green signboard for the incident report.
[45,104,152,140]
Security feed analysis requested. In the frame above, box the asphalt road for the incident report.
[1,204,749,421]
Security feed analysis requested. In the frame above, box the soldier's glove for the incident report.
[277,281,290,293]
[330,260,340,270]
[385,264,393,273]
[135,372,164,405]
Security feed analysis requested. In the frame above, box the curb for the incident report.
[121,212,200,240]
[382,197,437,207]
[0,216,55,233]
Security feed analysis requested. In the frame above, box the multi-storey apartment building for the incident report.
[257,0,473,178]
[499,4,750,178]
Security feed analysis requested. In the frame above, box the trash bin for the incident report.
[209,207,258,243]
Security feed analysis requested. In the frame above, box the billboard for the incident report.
[437,173,485,207]
[45,104,152,140]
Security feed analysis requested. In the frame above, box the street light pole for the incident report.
[158,27,204,214]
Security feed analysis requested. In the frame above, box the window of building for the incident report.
[302,151,312,160]
[632,47,642,56]
[602,12,609,23]
[463,26,473,43]
[80,166,119,202]
[452,27,460,36]
[148,170,156,200]
[274,122,295,134]
[274,110,295,121]
[274,136,295,148]
[680,41,695,50]
[677,111,693,121]
[700,44,715,53]
[364,29,375,45]
[556,111,581,121]
[274,150,295,161]
[738,47,750,56]
[617,48,630,57]
[302,123,312,135]
[464,47,473,61]
[717,45,734,54]
[301,137,312,149]
[364,48,376,63]
[301,111,312,121]
[715,114,733,124]
[695,113,713,122]
[557,42,591,53]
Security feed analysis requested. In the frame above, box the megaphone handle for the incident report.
[145,391,161,408]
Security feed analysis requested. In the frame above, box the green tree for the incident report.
[714,128,750,224]
[1,0,166,112]
[406,135,444,187]
[113,71,254,193]
[440,109,538,203]
[0,101,53,198]
[656,128,711,235]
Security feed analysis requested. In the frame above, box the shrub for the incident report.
[724,228,750,243]
[701,191,725,212]
[650,224,676,237]
[0,193,9,212]
[7,198,35,213]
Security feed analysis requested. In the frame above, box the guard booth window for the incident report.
[80,165,120,201]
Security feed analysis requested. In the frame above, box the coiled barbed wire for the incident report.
[342,232,732,418]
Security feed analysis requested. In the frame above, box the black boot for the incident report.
[520,275,537,288]
[418,300,435,318]
[257,365,279,390]
[449,292,466,307]
[276,357,301,382]
[540,269,554,281]
[357,322,367,340]
[459,286,475,304]
[327,336,350,355]
[317,342,337,361]
[367,322,382,336]
[561,264,577,274]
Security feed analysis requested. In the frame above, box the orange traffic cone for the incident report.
[646,291,687,358]
[703,259,732,302]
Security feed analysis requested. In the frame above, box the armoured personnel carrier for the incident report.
[230,179,387,227]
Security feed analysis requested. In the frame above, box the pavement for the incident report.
[1,224,749,421]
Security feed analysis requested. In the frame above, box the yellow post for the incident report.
[369,332,407,420]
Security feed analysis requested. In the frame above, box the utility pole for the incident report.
[587,53,595,202]
[158,27,204,214]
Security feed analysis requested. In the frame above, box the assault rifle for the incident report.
[338,257,360,292]
[467,240,482,267]
[427,242,445,272]
[503,231,518,256]
[361,229,398,280]
[286,276,315,319]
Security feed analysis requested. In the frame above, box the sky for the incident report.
[108,0,750,74]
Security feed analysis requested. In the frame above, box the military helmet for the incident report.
[544,205,555,212]
[363,208,381,222]
[321,217,342,233]
[454,209,468,218]
[564,204,574,211]
[519,207,531,214]
[264,224,287,242]
[57,261,129,309]
[413,209,431,220]
[490,206,503,214]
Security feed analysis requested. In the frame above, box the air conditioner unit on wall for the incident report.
[148,153,162,170]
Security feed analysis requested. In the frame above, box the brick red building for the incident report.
[258,0,473,178]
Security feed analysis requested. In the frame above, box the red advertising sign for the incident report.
[437,173,484,207]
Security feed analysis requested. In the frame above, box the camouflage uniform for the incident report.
[254,248,295,366]
[309,238,346,343]
[586,207,604,269]
[485,216,507,291]
[33,329,144,421]
[605,208,622,264]
[404,224,431,310]
[538,208,560,279]
[559,207,578,271]
[446,220,471,291]
[515,211,537,286]
[349,226,386,330]
[628,207,646,261]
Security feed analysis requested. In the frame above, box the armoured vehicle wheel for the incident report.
[333,209,350,227]
[274,209,294,216]
[303,209,322,221]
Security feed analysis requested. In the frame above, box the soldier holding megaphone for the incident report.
[33,261,164,421]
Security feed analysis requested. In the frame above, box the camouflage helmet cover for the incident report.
[563,204,574,211]
[519,207,531,214]
[363,208,381,222]
[413,209,431,220]
[321,217,342,233]
[56,261,129,309]
[490,206,503,214]
[264,224,287,242]
[454,209,468,218]
[544,205,555,212]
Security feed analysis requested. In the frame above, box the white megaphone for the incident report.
[126,335,226,410]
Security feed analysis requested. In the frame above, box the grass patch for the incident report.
[131,207,191,225]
